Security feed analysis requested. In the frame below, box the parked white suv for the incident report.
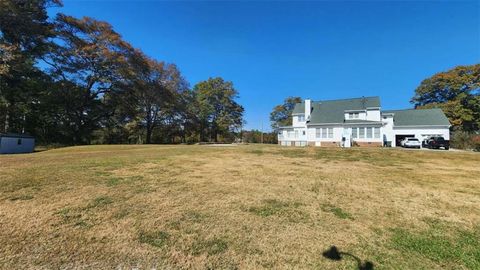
[401,138,421,149]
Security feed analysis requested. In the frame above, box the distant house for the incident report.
[278,96,451,147]
[0,133,35,154]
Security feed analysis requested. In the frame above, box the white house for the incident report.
[278,96,450,147]
[0,133,35,154]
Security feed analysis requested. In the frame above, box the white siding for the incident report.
[346,126,383,143]
[382,115,395,145]
[279,127,307,143]
[292,114,305,127]
[392,127,450,147]
[366,109,381,121]
[344,111,366,121]
[307,126,343,143]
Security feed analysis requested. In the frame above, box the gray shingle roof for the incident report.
[382,108,450,126]
[292,102,305,114]
[292,96,380,123]
[344,119,382,124]
[307,97,380,124]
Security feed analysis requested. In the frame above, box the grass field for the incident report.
[1,145,479,269]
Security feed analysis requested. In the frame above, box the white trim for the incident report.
[344,109,366,113]
[307,123,344,126]
[394,125,451,128]
[343,122,383,126]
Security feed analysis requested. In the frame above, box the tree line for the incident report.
[0,0,244,145]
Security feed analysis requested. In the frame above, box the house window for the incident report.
[316,128,321,138]
[352,128,358,138]
[322,128,327,138]
[348,112,360,119]
[328,128,333,138]
[295,130,299,139]
[298,115,305,122]
[302,131,305,135]
[17,138,22,145]
[374,127,380,138]
[359,128,365,138]
[288,131,294,138]
[366,127,373,138]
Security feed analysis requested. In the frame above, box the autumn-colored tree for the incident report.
[1,2,245,145]
[270,96,302,130]
[42,15,135,143]
[411,64,480,131]
[193,77,244,142]
[115,50,188,144]
[0,0,61,133]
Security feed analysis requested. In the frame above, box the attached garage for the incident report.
[382,109,451,147]
[395,134,415,147]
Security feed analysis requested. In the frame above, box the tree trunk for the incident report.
[200,121,205,142]
[4,102,9,133]
[146,126,152,144]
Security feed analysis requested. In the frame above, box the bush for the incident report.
[451,131,474,150]
[472,135,480,152]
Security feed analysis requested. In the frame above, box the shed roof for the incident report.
[0,133,34,139]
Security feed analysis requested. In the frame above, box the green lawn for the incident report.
[0,145,479,269]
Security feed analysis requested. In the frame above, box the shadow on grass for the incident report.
[323,246,374,270]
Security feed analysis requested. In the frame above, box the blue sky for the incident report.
[49,1,479,131]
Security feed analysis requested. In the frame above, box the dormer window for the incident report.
[348,113,359,119]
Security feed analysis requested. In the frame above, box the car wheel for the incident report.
[445,147,449,150]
